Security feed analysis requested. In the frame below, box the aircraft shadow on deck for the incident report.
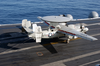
[0,32,58,54]
[40,38,59,54]
[0,32,28,50]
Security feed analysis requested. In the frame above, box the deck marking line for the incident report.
[0,45,42,55]
[85,23,100,26]
[79,59,100,66]
[41,50,100,66]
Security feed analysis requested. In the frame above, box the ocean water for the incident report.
[0,0,100,24]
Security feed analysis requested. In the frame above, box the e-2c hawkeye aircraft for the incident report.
[22,11,98,43]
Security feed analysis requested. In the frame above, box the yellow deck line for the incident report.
[43,38,81,46]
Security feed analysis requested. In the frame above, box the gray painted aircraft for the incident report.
[22,11,98,43]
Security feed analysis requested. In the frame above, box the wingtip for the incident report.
[92,38,98,41]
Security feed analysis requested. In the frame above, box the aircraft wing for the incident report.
[58,25,98,41]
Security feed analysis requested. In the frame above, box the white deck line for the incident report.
[0,45,42,55]
[0,22,100,27]
[79,59,100,66]
[0,22,43,26]
[41,50,100,66]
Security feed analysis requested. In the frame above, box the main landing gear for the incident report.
[66,39,70,44]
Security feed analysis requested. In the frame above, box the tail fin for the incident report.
[32,24,37,32]
[34,26,42,43]
[22,19,32,33]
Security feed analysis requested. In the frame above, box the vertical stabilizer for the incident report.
[32,24,37,32]
[33,24,42,43]
[22,19,32,33]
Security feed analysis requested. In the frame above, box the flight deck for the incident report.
[0,20,100,66]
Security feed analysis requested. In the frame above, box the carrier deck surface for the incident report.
[0,20,100,66]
